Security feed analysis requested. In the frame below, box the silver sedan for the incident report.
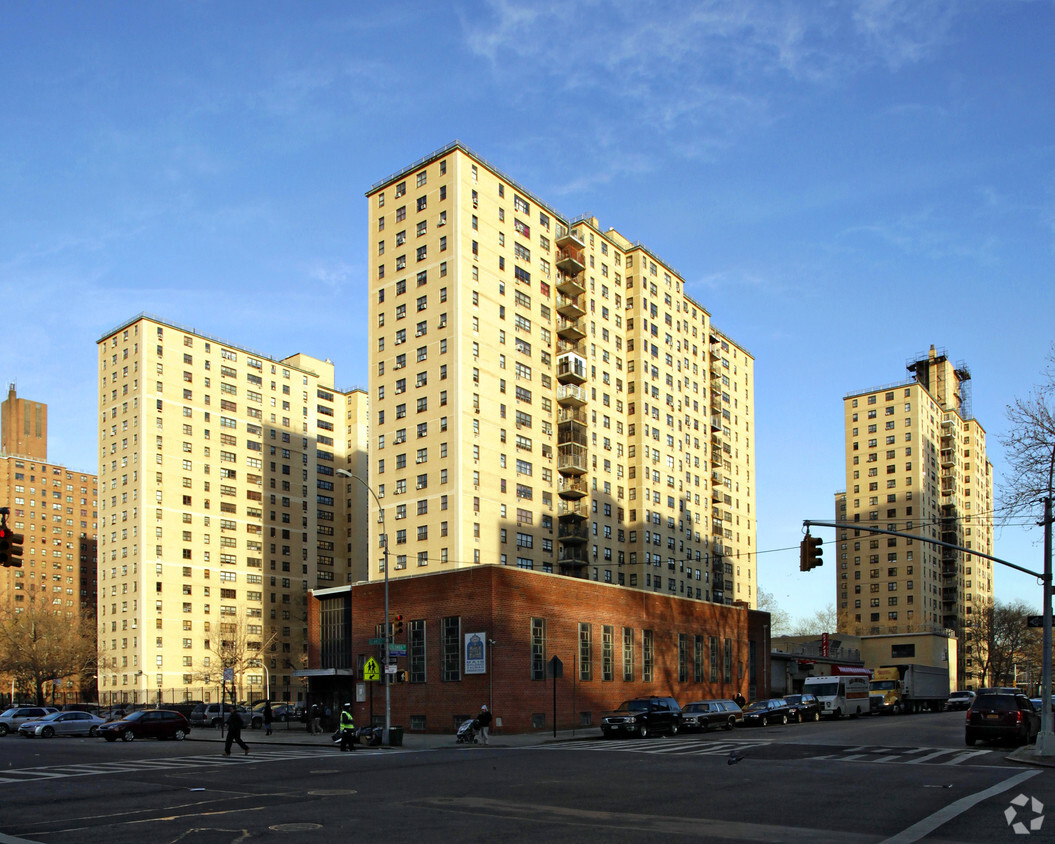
[18,711,107,738]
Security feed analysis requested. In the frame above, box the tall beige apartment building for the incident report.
[837,346,993,686]
[0,386,98,622]
[96,315,367,703]
[364,143,756,604]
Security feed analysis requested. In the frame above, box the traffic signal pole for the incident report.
[804,518,1054,758]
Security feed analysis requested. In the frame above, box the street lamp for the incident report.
[336,468,390,743]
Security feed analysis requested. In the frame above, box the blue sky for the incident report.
[2,0,1053,624]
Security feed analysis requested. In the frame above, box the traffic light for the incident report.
[395,669,407,683]
[393,614,404,636]
[0,526,9,567]
[8,532,23,568]
[799,532,823,572]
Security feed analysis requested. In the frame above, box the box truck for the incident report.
[803,674,872,719]
[869,664,950,713]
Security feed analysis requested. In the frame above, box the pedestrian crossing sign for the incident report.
[363,657,381,682]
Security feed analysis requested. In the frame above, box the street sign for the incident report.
[389,644,407,657]
[385,664,397,674]
[363,657,381,682]
[547,655,563,679]
[368,637,386,645]
[1028,616,1045,628]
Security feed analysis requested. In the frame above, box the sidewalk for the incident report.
[187,723,590,750]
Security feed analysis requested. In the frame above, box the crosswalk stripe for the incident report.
[0,747,399,786]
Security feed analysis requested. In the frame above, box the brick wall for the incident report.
[306,566,770,734]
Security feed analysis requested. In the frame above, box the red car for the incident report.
[98,709,191,742]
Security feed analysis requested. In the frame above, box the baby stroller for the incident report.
[456,717,480,744]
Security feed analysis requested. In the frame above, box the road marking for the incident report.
[881,768,1042,844]
[940,750,991,765]
[0,748,399,785]
[904,749,954,764]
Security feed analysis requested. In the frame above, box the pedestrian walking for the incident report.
[224,711,249,756]
[263,701,273,736]
[310,703,321,735]
[339,702,356,752]
[477,704,492,745]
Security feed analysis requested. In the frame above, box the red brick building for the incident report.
[302,565,770,735]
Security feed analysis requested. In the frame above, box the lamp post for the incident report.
[336,468,390,743]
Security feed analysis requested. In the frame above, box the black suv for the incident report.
[966,692,1040,747]
[600,696,681,739]
[784,693,821,722]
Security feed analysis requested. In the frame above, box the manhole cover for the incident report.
[269,823,323,832]
[308,789,357,796]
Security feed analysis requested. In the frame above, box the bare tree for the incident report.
[968,598,1040,688]
[0,593,96,705]
[1000,343,1055,521]
[789,604,838,637]
[756,588,792,637]
[195,612,276,703]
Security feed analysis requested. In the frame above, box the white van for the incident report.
[803,675,871,718]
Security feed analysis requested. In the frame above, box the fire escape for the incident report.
[709,330,727,603]
[555,229,588,577]
[940,413,961,632]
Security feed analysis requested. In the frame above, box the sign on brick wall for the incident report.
[465,632,487,674]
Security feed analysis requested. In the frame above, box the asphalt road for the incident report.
[0,711,1049,843]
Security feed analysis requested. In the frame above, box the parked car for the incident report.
[741,698,792,727]
[680,700,742,732]
[0,706,59,736]
[946,690,976,711]
[784,693,821,723]
[98,709,191,742]
[965,692,1040,747]
[189,703,256,729]
[251,701,302,723]
[18,710,107,738]
[600,697,682,738]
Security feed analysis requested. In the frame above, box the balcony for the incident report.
[556,229,585,251]
[556,315,586,343]
[710,415,722,431]
[556,352,587,385]
[557,383,587,407]
[556,246,585,276]
[557,406,588,426]
[711,470,723,486]
[711,486,723,502]
[558,548,589,574]
[557,442,588,475]
[556,293,586,320]
[558,522,589,543]
[558,499,588,520]
[940,450,955,467]
[558,476,588,500]
[710,448,723,467]
[558,425,588,447]
[556,337,585,357]
[556,271,586,297]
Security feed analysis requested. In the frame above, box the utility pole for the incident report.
[1036,497,1054,755]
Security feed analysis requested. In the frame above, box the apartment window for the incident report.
[578,623,592,682]
[531,617,547,681]
[642,629,654,682]
[442,616,460,681]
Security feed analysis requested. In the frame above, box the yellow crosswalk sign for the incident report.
[363,657,380,682]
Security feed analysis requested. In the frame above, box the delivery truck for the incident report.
[803,674,872,719]
[869,664,950,714]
